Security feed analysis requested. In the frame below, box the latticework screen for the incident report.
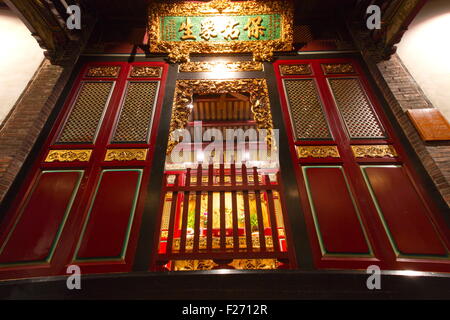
[328,78,386,139]
[57,82,114,144]
[111,81,160,143]
[283,79,332,140]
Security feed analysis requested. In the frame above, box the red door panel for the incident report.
[303,166,371,255]
[275,58,450,272]
[74,169,143,261]
[0,62,168,280]
[361,165,448,257]
[0,170,83,265]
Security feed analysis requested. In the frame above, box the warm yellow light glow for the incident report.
[212,62,228,74]
[399,270,423,277]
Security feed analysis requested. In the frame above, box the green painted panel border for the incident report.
[302,165,374,258]
[360,165,450,260]
[73,169,143,263]
[0,170,84,268]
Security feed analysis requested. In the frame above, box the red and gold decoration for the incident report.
[296,146,340,159]
[86,66,121,78]
[104,149,148,161]
[279,64,312,75]
[45,149,92,162]
[147,0,294,62]
[179,61,263,73]
[351,145,398,158]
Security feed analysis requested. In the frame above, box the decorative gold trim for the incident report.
[296,146,340,158]
[104,149,148,161]
[86,66,120,78]
[173,260,218,271]
[322,63,355,74]
[130,66,162,78]
[280,64,312,75]
[45,149,92,162]
[172,259,278,271]
[167,79,274,154]
[179,61,263,73]
[147,0,294,62]
[351,145,398,158]
[228,259,278,270]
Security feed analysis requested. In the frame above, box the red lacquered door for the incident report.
[0,62,168,280]
[275,58,450,272]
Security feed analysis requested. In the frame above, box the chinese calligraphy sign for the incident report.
[148,0,294,62]
[161,15,279,42]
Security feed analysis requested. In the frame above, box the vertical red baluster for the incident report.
[231,162,239,252]
[179,168,191,253]
[166,175,179,255]
[265,174,280,253]
[253,167,266,252]
[242,163,253,252]
[220,163,226,251]
[193,163,202,252]
[207,163,213,252]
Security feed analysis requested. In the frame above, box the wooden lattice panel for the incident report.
[112,82,159,143]
[57,82,114,144]
[283,79,332,140]
[328,78,386,139]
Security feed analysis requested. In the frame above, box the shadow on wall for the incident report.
[396,0,450,122]
[0,8,44,127]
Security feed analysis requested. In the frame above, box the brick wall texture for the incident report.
[0,59,69,203]
[375,54,450,206]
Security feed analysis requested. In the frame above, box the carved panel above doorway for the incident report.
[147,0,294,62]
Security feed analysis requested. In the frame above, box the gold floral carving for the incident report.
[86,66,120,78]
[322,63,355,74]
[228,259,278,270]
[45,149,92,162]
[130,66,162,78]
[172,259,278,271]
[104,149,148,161]
[279,64,312,75]
[179,61,263,73]
[167,79,274,154]
[209,0,230,13]
[351,145,398,158]
[173,260,218,271]
[147,0,294,62]
[296,146,340,158]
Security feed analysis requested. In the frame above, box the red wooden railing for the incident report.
[155,162,289,269]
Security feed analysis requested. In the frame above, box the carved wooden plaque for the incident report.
[407,108,450,141]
